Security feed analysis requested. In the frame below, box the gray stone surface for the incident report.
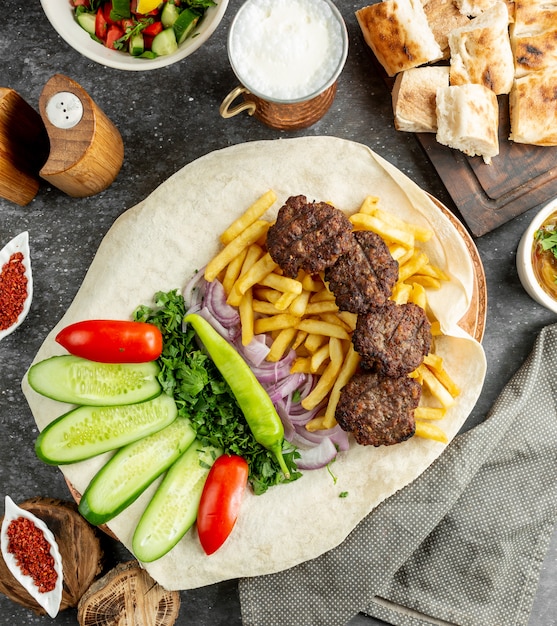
[1,1,556,624]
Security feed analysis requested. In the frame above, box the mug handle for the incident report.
[219,86,257,119]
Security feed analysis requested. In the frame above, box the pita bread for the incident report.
[392,66,450,132]
[436,84,499,162]
[356,0,443,77]
[422,0,470,56]
[21,137,486,590]
[512,0,557,77]
[509,68,557,145]
[449,1,514,94]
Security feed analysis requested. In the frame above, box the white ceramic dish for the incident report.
[0,231,33,342]
[517,197,557,315]
[40,0,229,71]
[0,496,63,618]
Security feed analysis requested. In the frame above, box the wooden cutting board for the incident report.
[417,96,557,237]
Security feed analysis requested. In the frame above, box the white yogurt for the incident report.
[228,0,347,102]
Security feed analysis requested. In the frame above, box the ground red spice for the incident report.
[0,252,28,331]
[6,516,58,593]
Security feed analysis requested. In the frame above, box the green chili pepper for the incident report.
[184,313,290,478]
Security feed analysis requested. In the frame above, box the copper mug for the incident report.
[220,0,348,131]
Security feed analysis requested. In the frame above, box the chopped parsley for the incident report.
[134,289,300,495]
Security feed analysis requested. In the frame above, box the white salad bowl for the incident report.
[40,0,229,71]
[516,197,557,315]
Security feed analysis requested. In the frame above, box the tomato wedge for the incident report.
[197,455,249,555]
[55,320,163,363]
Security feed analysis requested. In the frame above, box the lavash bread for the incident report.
[392,66,450,131]
[509,68,557,145]
[511,0,557,77]
[422,0,470,56]
[356,0,443,77]
[436,84,499,162]
[449,1,515,95]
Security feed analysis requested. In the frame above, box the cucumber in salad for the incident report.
[71,0,215,58]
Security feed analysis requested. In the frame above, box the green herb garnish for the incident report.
[134,289,300,494]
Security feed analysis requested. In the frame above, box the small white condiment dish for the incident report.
[1,496,64,618]
[40,0,228,71]
[0,231,33,342]
[517,197,557,315]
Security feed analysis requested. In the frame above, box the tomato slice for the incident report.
[197,455,249,555]
[95,7,108,41]
[55,320,163,363]
[142,21,163,37]
[106,24,125,49]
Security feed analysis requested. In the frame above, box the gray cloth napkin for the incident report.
[239,323,557,626]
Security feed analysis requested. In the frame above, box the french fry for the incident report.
[357,195,380,214]
[221,247,248,296]
[416,364,456,408]
[252,299,282,316]
[370,207,432,242]
[350,213,414,248]
[296,319,351,341]
[267,327,297,362]
[301,273,323,292]
[309,287,336,303]
[239,288,254,346]
[274,291,299,311]
[227,244,265,306]
[415,420,448,443]
[415,406,446,420]
[337,311,358,331]
[305,415,330,432]
[289,290,311,317]
[235,252,278,295]
[410,275,442,290]
[304,333,328,353]
[409,282,427,309]
[322,344,361,428]
[425,362,461,398]
[260,272,303,295]
[391,282,412,304]
[205,220,269,282]
[291,356,313,374]
[398,251,430,282]
[292,329,308,350]
[305,301,339,315]
[254,313,300,334]
[302,337,344,410]
[310,342,330,373]
[220,190,277,245]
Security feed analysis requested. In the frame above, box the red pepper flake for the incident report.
[0,252,28,331]
[6,516,58,593]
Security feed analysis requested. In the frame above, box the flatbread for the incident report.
[356,0,443,77]
[449,1,514,95]
[509,68,557,145]
[512,0,557,77]
[21,137,486,590]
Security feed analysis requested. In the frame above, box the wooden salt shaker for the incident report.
[38,74,124,197]
[0,88,49,206]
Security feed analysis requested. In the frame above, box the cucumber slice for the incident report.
[151,28,178,56]
[35,393,177,465]
[129,32,145,56]
[78,418,197,526]
[161,2,180,28]
[133,442,221,562]
[28,355,161,406]
[77,12,96,35]
[173,9,200,44]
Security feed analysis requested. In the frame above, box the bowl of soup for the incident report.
[517,197,557,314]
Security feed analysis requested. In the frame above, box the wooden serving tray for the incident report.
[417,97,557,237]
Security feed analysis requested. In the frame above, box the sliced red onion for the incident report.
[204,279,241,328]
[296,438,339,470]
[236,334,270,367]
[183,268,207,309]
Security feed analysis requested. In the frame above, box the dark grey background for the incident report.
[1,1,556,623]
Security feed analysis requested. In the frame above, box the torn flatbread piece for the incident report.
[356,0,443,77]
[449,1,514,94]
[509,68,557,145]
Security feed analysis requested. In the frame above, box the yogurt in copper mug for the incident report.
[229,0,347,102]
[220,0,348,128]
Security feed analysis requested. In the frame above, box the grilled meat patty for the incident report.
[266,195,353,278]
[352,301,432,377]
[325,230,399,313]
[335,371,420,446]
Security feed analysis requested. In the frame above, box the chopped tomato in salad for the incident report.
[71,0,216,58]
